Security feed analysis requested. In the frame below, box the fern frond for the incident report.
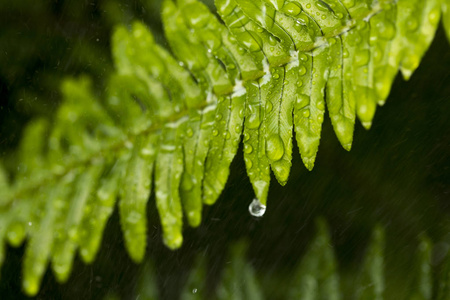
[445,0,450,41]
[132,222,449,300]
[355,225,384,300]
[289,218,340,299]
[407,235,433,300]
[0,0,449,295]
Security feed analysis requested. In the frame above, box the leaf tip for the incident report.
[272,160,291,186]
[163,230,183,250]
[187,211,202,228]
[362,121,372,130]
[23,277,39,297]
[6,222,26,247]
[302,156,315,171]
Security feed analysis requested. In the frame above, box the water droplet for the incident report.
[215,113,223,121]
[355,50,370,66]
[265,101,273,112]
[237,31,262,52]
[302,109,310,117]
[297,14,310,26]
[299,53,308,62]
[317,101,325,110]
[185,6,209,29]
[186,127,194,137]
[343,0,355,8]
[265,134,285,161]
[244,132,250,141]
[377,20,396,40]
[244,144,253,154]
[428,9,439,26]
[249,198,266,217]
[373,45,383,63]
[273,73,280,79]
[406,19,418,32]
[306,3,311,9]
[212,129,219,136]
[315,0,329,11]
[299,65,307,76]
[245,157,253,169]
[235,124,242,133]
[268,35,278,46]
[281,2,302,16]
[192,288,198,294]
[246,113,261,129]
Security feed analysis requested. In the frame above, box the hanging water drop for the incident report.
[248,198,266,217]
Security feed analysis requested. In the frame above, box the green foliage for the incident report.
[128,222,450,299]
[0,0,449,296]
[289,219,340,300]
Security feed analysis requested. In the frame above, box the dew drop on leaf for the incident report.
[266,134,285,161]
[299,65,307,76]
[186,127,194,137]
[282,2,302,17]
[265,101,273,113]
[244,144,253,154]
[249,198,266,217]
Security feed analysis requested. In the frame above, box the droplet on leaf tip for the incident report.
[362,121,372,129]
[249,198,266,217]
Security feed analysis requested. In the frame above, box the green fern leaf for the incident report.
[136,260,160,300]
[407,235,433,300]
[1,0,449,294]
[444,0,450,41]
[355,225,385,300]
[289,218,341,300]
[180,255,207,300]
[216,241,264,300]
[437,249,450,300]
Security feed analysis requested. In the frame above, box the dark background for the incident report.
[0,1,449,299]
